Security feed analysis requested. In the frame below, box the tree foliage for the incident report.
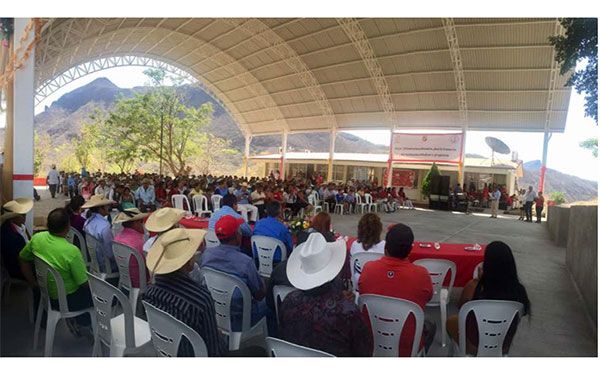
[74,122,99,169]
[549,191,567,205]
[34,133,51,175]
[549,18,598,122]
[579,138,598,158]
[421,162,441,197]
[103,70,214,176]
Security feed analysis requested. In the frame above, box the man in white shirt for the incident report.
[490,185,501,218]
[524,186,536,223]
[47,165,60,198]
[94,180,110,199]
[250,184,267,219]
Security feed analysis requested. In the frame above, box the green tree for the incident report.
[34,132,51,176]
[550,18,598,122]
[579,138,598,158]
[74,122,99,170]
[104,71,213,176]
[421,162,441,198]
[549,191,567,205]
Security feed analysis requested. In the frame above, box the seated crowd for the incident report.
[1,173,531,357]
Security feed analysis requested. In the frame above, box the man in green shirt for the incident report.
[20,207,93,330]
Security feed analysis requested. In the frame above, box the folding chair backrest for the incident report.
[112,241,147,294]
[85,233,105,276]
[364,193,373,204]
[171,194,191,214]
[200,267,252,333]
[66,227,90,268]
[192,195,208,214]
[142,301,208,357]
[458,300,524,357]
[204,230,221,248]
[413,259,456,304]
[358,294,424,357]
[266,337,334,357]
[33,256,70,315]
[211,195,223,211]
[251,236,287,277]
[88,272,136,350]
[350,251,383,278]
[355,193,363,204]
[272,285,296,323]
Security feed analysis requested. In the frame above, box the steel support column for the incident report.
[539,131,551,192]
[279,130,288,180]
[458,129,467,187]
[327,129,336,182]
[386,129,394,187]
[243,134,252,177]
[12,18,35,233]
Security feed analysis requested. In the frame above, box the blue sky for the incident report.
[30,65,600,182]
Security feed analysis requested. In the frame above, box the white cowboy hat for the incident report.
[81,194,115,209]
[112,207,148,224]
[145,207,186,233]
[146,228,207,275]
[286,233,346,290]
[1,197,34,223]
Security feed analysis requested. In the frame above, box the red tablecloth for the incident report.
[345,237,484,287]
[178,216,209,229]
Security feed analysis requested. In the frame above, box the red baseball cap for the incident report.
[215,215,244,239]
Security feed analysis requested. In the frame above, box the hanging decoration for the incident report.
[0,18,42,91]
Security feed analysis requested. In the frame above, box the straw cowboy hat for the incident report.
[1,198,34,223]
[286,232,346,290]
[145,207,186,233]
[112,208,148,224]
[81,194,115,209]
[146,228,207,275]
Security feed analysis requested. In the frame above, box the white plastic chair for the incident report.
[413,258,456,347]
[32,256,96,357]
[66,227,91,270]
[142,301,208,357]
[86,233,119,281]
[358,294,425,357]
[266,337,335,357]
[350,251,383,296]
[211,194,223,212]
[88,273,151,357]
[334,198,345,215]
[204,229,221,248]
[455,300,524,357]
[355,194,368,214]
[272,285,296,324]
[473,262,483,279]
[200,267,268,351]
[251,236,288,278]
[192,195,212,218]
[171,194,192,216]
[364,193,378,212]
[112,241,147,313]
[307,194,322,216]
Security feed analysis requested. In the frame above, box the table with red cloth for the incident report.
[178,216,209,229]
[344,237,485,287]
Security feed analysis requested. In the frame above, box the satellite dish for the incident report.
[485,137,511,155]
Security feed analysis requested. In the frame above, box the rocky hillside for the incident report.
[33,77,388,154]
[519,160,597,203]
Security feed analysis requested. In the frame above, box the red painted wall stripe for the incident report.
[12,174,34,180]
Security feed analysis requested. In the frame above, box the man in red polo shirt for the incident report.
[358,223,435,356]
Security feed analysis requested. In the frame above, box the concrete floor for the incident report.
[1,190,597,356]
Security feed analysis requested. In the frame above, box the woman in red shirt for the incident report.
[534,191,545,223]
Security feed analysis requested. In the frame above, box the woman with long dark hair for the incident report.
[350,213,385,256]
[65,195,86,234]
[447,241,531,355]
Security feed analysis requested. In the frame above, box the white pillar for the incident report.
[386,129,394,187]
[243,134,252,177]
[12,18,35,233]
[326,129,336,182]
[539,131,551,193]
[458,128,467,187]
[279,130,288,179]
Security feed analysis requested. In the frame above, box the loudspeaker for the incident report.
[430,175,441,196]
[438,175,450,195]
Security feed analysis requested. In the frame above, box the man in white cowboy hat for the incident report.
[142,207,187,255]
[278,233,372,357]
[83,195,117,274]
[113,208,148,288]
[1,198,34,282]
[143,228,228,357]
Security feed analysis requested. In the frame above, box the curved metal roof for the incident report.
[35,18,571,136]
